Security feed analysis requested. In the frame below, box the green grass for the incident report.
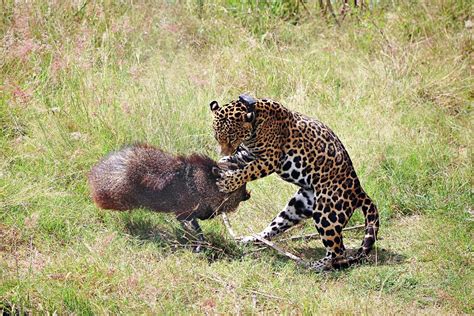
[1,0,473,314]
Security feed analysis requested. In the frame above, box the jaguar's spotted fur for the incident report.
[210,95,379,271]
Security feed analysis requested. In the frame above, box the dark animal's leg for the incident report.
[178,217,205,252]
[240,188,315,243]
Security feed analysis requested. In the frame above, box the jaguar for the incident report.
[210,95,379,271]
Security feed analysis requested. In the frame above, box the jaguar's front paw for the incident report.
[236,235,266,245]
[218,156,233,163]
[216,170,241,193]
[237,235,259,244]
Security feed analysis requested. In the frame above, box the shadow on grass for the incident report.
[122,215,244,263]
[124,218,171,244]
[367,247,407,266]
[293,246,406,267]
[122,215,406,270]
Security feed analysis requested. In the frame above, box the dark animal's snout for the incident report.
[243,190,251,201]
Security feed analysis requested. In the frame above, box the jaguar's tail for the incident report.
[358,194,380,256]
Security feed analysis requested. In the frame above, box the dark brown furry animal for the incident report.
[88,144,250,251]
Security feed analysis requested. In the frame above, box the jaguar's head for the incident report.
[209,99,255,156]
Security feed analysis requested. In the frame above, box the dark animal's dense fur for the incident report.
[88,144,250,250]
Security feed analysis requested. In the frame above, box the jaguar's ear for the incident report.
[210,101,219,112]
[244,112,255,123]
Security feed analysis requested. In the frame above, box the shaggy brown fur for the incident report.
[88,144,250,250]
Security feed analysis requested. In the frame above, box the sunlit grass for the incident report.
[1,0,472,314]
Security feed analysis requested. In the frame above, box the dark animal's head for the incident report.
[209,96,256,156]
[182,155,250,217]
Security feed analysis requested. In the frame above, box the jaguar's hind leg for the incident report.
[311,193,356,271]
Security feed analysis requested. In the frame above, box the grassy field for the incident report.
[1,0,472,314]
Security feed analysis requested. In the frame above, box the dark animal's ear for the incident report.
[244,112,255,123]
[210,101,219,111]
[211,166,221,177]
